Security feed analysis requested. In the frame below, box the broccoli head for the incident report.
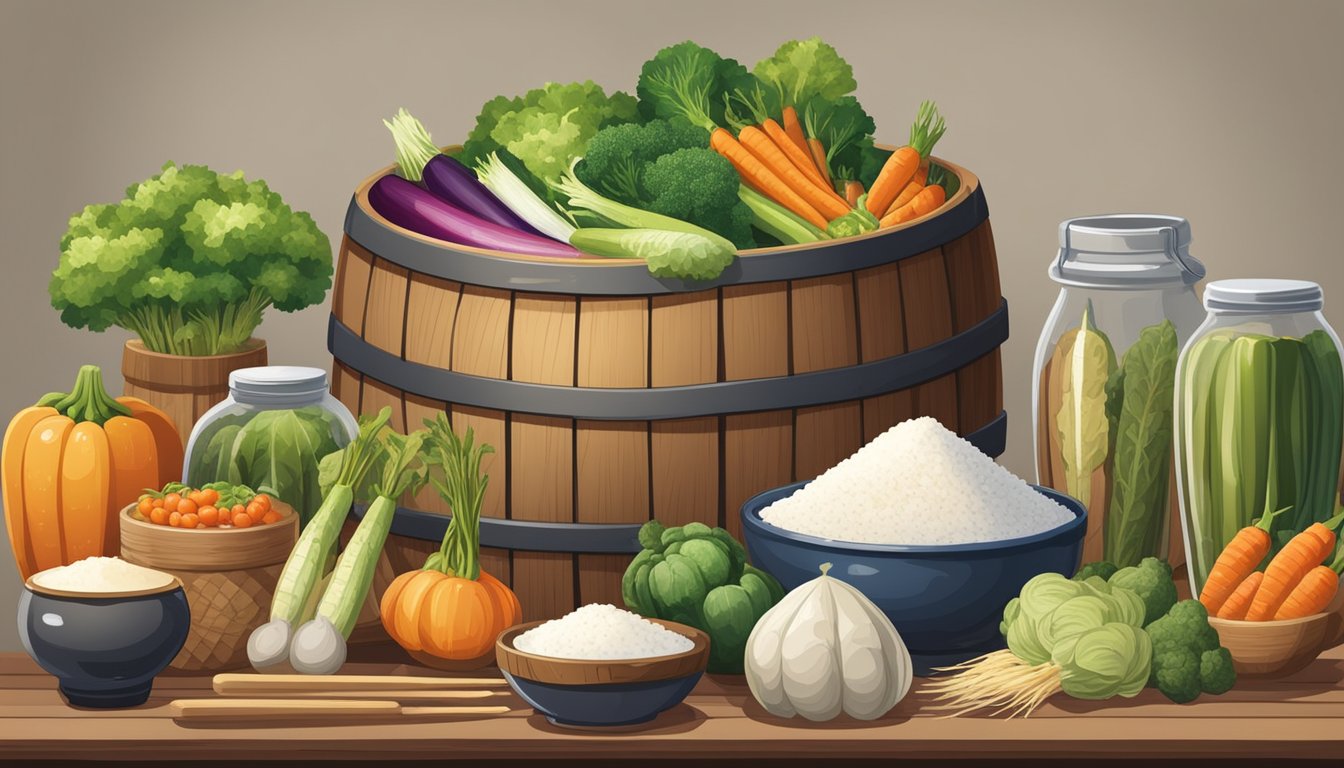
[1145,599,1235,703]
[1074,561,1119,582]
[575,120,756,248]
[1200,647,1237,695]
[644,148,755,248]
[50,162,332,356]
[1109,558,1178,627]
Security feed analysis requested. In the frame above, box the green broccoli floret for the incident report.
[1145,599,1234,703]
[1151,647,1202,704]
[1200,648,1237,695]
[644,148,755,248]
[578,119,708,201]
[1109,558,1178,627]
[575,120,756,249]
[1073,561,1119,583]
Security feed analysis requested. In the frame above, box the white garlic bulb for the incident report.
[745,563,912,721]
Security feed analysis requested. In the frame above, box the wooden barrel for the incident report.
[330,155,1006,622]
[122,339,268,446]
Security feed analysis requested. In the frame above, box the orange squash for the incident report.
[380,568,521,660]
[379,414,521,663]
[2,365,181,578]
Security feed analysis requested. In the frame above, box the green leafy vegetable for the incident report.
[636,41,754,131]
[1105,321,1179,567]
[458,81,638,188]
[50,162,332,356]
[1145,600,1232,703]
[801,95,876,186]
[753,37,858,111]
[623,519,783,673]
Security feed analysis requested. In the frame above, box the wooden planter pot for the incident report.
[330,153,1006,624]
[121,339,268,447]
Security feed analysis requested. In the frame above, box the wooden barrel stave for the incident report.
[332,158,1006,622]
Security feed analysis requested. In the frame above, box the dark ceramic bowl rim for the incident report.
[497,618,710,685]
[742,482,1087,557]
[23,575,185,601]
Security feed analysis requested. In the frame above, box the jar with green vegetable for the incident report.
[183,367,357,528]
[1174,279,1344,598]
[1032,215,1206,568]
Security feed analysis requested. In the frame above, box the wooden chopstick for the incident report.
[213,673,507,696]
[233,689,505,701]
[171,698,511,721]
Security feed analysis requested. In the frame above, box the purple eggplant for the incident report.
[421,155,545,237]
[369,175,581,258]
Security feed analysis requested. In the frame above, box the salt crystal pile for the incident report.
[760,417,1073,546]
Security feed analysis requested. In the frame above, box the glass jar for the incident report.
[183,366,358,525]
[1175,279,1344,597]
[1032,215,1206,568]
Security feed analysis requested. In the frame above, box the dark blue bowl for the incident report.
[496,618,709,729]
[741,482,1085,674]
[19,579,191,708]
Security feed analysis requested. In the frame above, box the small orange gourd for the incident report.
[2,365,182,578]
[379,415,521,663]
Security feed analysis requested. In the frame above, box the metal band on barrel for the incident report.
[328,300,1008,421]
[351,411,1008,554]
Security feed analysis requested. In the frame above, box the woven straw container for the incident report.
[119,501,298,672]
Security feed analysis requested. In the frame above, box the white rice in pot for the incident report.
[29,556,176,594]
[513,603,694,660]
[760,417,1074,546]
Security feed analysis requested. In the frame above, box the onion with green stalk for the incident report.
[246,408,392,672]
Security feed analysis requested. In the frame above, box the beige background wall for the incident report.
[1,0,1341,650]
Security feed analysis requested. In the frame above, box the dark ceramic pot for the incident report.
[741,483,1086,675]
[19,577,190,708]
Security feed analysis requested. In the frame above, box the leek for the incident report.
[474,152,577,242]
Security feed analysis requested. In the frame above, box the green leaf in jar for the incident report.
[1055,301,1116,509]
[1105,320,1179,567]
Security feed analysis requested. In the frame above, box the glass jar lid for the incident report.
[229,366,329,404]
[1050,214,1205,288]
[1203,279,1324,313]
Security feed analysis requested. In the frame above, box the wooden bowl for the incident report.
[496,618,710,685]
[1209,590,1344,678]
[495,618,710,728]
[120,500,298,571]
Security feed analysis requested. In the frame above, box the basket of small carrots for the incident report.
[1198,506,1344,677]
[119,481,300,672]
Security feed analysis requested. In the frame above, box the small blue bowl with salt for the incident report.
[741,482,1086,675]
[495,616,710,729]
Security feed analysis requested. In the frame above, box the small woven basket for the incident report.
[119,502,298,672]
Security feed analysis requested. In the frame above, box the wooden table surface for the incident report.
[1,643,1341,762]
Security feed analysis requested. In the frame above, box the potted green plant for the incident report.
[49,161,333,443]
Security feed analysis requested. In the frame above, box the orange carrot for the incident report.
[1216,571,1264,620]
[781,106,810,157]
[807,138,832,188]
[710,128,827,230]
[762,119,835,196]
[866,101,946,216]
[1199,505,1289,614]
[1245,510,1344,621]
[880,184,946,227]
[738,126,850,221]
[886,163,930,216]
[1273,566,1338,620]
[844,180,864,208]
